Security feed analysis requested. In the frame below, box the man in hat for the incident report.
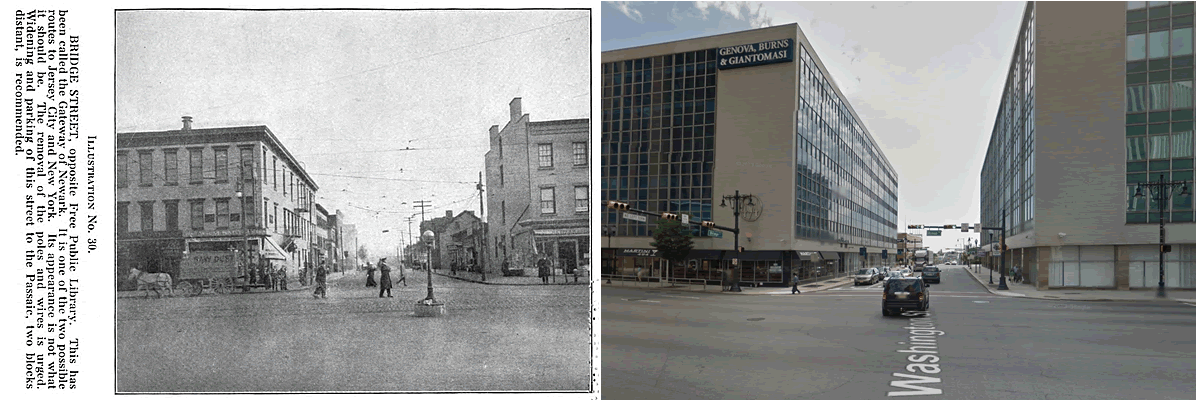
[377,258,393,298]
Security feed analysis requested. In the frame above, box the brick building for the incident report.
[485,98,591,274]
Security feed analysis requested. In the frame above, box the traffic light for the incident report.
[943,224,956,229]
[961,223,969,232]
[907,224,923,229]
[606,201,630,211]
[701,221,716,228]
[661,212,680,220]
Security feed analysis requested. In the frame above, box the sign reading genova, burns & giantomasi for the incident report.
[717,38,794,70]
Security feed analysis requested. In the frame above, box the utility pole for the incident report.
[477,171,487,282]
[405,215,416,269]
[413,200,434,301]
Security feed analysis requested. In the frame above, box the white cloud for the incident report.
[609,1,644,23]
[693,1,773,28]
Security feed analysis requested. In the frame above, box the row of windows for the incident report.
[1125,81,1195,111]
[117,145,314,209]
[534,142,588,169]
[539,186,590,215]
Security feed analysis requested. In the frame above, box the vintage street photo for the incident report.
[115,9,591,393]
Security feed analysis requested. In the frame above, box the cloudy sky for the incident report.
[116,9,589,257]
[603,1,1027,252]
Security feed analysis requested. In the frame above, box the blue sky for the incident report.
[602,1,1027,252]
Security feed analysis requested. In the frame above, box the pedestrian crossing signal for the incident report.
[606,201,630,211]
[1163,245,1173,253]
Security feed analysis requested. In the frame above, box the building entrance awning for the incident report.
[263,237,289,261]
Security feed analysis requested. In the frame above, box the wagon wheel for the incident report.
[176,280,200,297]
[214,278,231,295]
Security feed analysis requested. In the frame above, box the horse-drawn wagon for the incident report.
[173,251,256,296]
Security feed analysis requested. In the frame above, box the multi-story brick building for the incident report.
[485,98,591,275]
[116,117,319,287]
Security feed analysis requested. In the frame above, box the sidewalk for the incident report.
[604,276,854,294]
[960,264,1195,304]
[433,270,588,286]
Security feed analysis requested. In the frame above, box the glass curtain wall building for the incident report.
[980,1,1195,290]
[601,24,899,286]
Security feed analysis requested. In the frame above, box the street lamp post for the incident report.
[604,226,615,284]
[998,209,1009,291]
[720,191,753,293]
[989,232,994,285]
[1135,174,1190,299]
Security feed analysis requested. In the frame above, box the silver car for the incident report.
[853,268,880,285]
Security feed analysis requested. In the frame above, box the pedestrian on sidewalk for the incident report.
[366,264,377,287]
[791,273,801,294]
[278,265,288,291]
[378,258,394,298]
[313,262,328,299]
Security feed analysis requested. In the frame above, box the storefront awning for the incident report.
[819,251,840,260]
[263,237,289,261]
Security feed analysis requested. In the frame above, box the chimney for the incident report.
[446,210,454,218]
[181,116,193,130]
[509,98,522,122]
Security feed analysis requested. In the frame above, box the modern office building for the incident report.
[116,117,321,288]
[485,98,591,275]
[601,24,900,285]
[979,1,1195,290]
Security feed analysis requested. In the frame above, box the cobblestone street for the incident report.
[116,269,592,392]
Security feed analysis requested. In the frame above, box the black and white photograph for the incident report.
[113,8,592,393]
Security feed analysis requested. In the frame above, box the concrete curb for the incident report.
[433,271,588,286]
[961,265,1192,303]
[604,277,855,295]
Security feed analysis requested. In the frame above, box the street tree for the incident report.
[650,219,694,280]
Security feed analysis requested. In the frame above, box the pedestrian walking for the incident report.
[395,261,407,287]
[366,264,377,287]
[378,258,394,298]
[278,266,288,290]
[538,259,550,284]
[791,273,801,294]
[313,263,328,298]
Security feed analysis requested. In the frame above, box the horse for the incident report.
[128,267,174,298]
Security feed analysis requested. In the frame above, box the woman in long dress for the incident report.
[366,264,377,287]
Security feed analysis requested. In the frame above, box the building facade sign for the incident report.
[533,227,589,236]
[619,248,659,257]
[717,38,794,70]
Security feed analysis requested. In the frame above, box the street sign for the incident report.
[707,229,723,238]
[991,250,1001,256]
[623,212,646,222]
[927,230,942,236]
[682,214,689,225]
[976,251,986,258]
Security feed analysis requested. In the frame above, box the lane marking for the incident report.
[661,295,701,300]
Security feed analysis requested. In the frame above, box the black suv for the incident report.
[922,266,941,284]
[882,278,929,316]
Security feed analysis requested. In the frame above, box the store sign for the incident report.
[620,248,659,257]
[718,38,794,70]
[533,227,589,236]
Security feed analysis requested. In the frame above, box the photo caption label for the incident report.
[14,9,87,390]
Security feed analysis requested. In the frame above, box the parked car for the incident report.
[883,277,930,316]
[922,266,941,284]
[853,268,881,286]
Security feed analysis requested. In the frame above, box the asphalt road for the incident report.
[603,265,1195,400]
[117,269,592,392]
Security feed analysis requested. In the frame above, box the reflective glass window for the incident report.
[1149,134,1171,159]
[1149,31,1171,58]
[1173,28,1194,56]
[1129,34,1147,61]
[1173,130,1195,157]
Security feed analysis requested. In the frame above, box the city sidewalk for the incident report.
[117,270,357,298]
[433,270,589,286]
[959,264,1195,304]
[604,275,854,294]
